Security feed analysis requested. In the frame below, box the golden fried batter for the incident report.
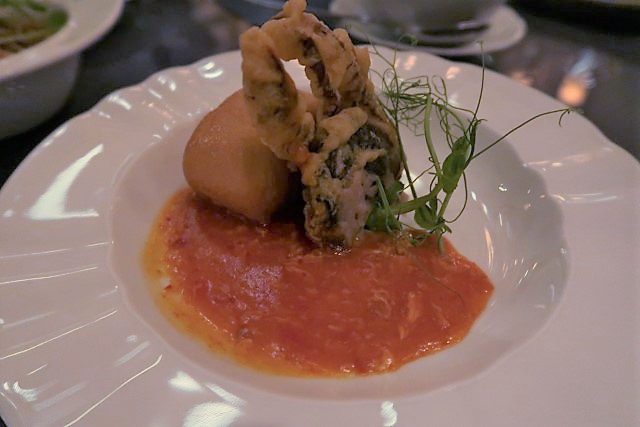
[240,0,401,247]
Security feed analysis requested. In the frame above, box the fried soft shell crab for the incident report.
[184,0,401,248]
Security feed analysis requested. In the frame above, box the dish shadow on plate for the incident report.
[108,117,568,401]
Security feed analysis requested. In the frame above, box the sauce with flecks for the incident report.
[144,189,493,376]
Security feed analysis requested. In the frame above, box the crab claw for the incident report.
[240,0,401,248]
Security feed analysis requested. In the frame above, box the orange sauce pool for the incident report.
[144,189,493,376]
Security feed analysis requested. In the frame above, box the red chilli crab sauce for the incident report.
[144,189,493,376]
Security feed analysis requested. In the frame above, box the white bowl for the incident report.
[359,0,505,30]
[0,0,124,140]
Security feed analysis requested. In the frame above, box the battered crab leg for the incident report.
[261,1,390,127]
[240,0,402,248]
[240,27,316,165]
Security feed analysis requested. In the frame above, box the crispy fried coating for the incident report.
[240,0,401,247]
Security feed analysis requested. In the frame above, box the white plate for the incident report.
[333,3,527,57]
[1,48,638,426]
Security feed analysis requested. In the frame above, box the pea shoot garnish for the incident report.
[366,46,576,248]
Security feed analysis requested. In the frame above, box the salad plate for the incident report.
[0,47,638,426]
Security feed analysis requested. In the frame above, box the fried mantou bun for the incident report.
[183,90,291,223]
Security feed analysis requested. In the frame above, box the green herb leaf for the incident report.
[47,9,67,31]
[366,43,574,248]
[366,176,402,232]
[384,180,403,204]
[414,204,437,230]
[441,136,470,194]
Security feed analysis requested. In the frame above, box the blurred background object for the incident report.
[217,0,331,25]
[335,3,526,55]
[218,0,511,48]
[512,0,640,32]
[0,0,124,139]
[0,0,638,184]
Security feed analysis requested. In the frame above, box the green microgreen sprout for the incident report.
[366,43,577,250]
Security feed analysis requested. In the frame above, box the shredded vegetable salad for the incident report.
[0,0,66,59]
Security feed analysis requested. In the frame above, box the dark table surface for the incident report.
[0,0,638,425]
